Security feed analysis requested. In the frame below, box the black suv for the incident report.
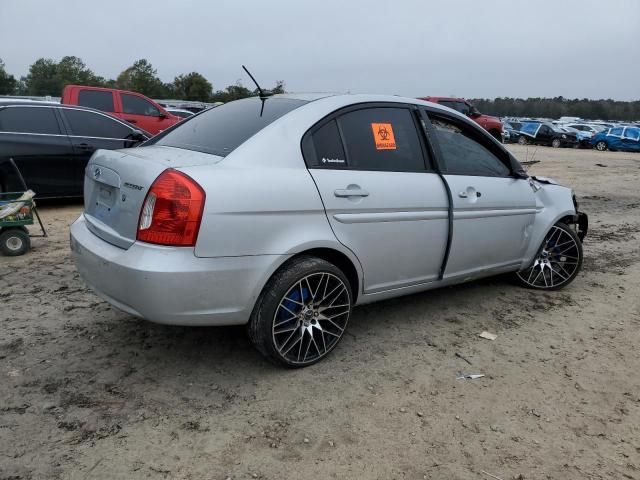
[517,121,578,148]
[0,101,149,198]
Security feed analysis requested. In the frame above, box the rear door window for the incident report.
[428,114,511,177]
[121,94,160,116]
[336,107,426,171]
[303,107,427,172]
[152,97,307,157]
[0,106,61,134]
[623,127,640,141]
[62,108,134,138]
[78,90,115,112]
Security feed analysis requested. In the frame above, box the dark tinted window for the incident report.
[152,97,307,156]
[63,108,133,138]
[121,94,160,116]
[303,120,347,168]
[0,106,60,134]
[455,102,470,115]
[438,101,456,110]
[78,90,114,112]
[429,115,510,177]
[335,107,425,171]
[438,100,468,115]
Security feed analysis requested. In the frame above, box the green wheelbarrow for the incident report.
[0,158,47,256]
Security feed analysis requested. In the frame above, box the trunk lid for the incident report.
[83,146,221,249]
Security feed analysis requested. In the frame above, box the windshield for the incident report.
[150,97,308,156]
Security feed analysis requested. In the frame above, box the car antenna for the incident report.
[242,65,271,117]
[242,65,271,101]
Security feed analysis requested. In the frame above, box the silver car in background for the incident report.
[70,94,588,367]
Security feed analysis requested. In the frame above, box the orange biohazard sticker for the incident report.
[371,123,396,150]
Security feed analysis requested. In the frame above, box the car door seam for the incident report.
[418,109,453,281]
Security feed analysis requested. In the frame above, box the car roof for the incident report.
[0,99,60,107]
[417,96,466,102]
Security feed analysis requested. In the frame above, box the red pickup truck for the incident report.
[419,96,503,142]
[61,85,181,135]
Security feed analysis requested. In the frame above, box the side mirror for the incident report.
[158,111,168,119]
[512,169,529,180]
[130,129,146,142]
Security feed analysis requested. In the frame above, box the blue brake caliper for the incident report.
[277,286,311,325]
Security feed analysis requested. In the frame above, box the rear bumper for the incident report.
[70,215,287,326]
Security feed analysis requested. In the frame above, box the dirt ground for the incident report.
[1,145,639,480]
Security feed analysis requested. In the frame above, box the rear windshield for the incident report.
[150,97,308,156]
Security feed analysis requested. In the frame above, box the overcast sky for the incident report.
[1,0,639,100]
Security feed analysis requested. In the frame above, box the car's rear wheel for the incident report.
[518,136,528,145]
[551,138,562,148]
[248,256,353,367]
[514,222,582,290]
[595,140,608,151]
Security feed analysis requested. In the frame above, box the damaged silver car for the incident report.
[70,94,588,367]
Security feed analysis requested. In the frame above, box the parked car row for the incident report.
[502,116,640,152]
[514,121,579,148]
[0,86,203,198]
[0,100,148,197]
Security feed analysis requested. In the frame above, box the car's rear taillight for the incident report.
[137,169,205,247]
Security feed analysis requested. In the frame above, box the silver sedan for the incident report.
[70,94,588,367]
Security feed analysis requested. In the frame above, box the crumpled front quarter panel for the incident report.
[521,183,576,268]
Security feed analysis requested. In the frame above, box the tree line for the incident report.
[468,97,640,121]
[1,57,638,118]
[0,56,284,103]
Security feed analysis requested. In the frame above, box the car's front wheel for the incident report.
[551,138,562,148]
[518,136,528,145]
[594,140,608,151]
[248,256,353,367]
[514,222,583,290]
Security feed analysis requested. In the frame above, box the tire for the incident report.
[551,138,562,148]
[247,256,353,368]
[514,222,583,290]
[518,136,528,145]
[595,141,608,151]
[0,228,30,256]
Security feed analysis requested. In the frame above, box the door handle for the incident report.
[125,119,137,124]
[459,190,482,198]
[334,188,369,198]
[77,143,95,151]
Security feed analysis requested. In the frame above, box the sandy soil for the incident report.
[1,145,639,480]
